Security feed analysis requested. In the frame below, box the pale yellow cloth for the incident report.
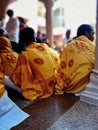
[55,36,95,94]
[0,36,18,76]
[11,43,59,101]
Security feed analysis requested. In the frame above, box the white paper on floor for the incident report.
[0,91,29,130]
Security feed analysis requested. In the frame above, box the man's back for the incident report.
[6,9,19,52]
[6,17,19,43]
[11,42,59,101]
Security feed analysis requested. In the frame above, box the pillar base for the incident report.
[80,69,98,106]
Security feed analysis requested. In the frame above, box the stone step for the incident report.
[86,84,98,93]
[80,91,98,106]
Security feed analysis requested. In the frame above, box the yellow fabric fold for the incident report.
[0,64,5,97]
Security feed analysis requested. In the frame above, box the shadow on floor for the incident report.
[7,88,32,109]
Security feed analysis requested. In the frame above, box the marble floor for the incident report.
[47,101,98,130]
[7,89,98,130]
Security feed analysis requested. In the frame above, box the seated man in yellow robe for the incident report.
[10,27,59,101]
[0,29,18,76]
[55,24,95,95]
[0,29,20,92]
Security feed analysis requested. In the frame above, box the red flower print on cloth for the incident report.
[65,77,71,85]
[49,80,56,87]
[61,61,66,69]
[74,42,90,51]
[68,59,74,67]
[36,45,45,51]
[60,72,65,79]
[34,58,44,65]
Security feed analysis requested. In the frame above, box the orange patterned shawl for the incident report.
[0,68,5,97]
[11,43,59,101]
[55,36,95,94]
[0,36,18,97]
[0,36,18,76]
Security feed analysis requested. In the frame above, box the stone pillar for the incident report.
[80,0,98,106]
[0,0,15,27]
[40,0,54,47]
[0,0,10,19]
[9,0,38,32]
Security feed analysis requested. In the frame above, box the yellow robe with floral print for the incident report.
[55,36,95,94]
[0,36,18,76]
[11,43,59,101]
[0,70,5,97]
[0,36,18,97]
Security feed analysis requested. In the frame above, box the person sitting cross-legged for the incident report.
[0,29,21,93]
[9,27,59,101]
[55,24,95,95]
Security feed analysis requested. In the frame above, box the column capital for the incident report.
[39,0,54,8]
[0,0,11,19]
